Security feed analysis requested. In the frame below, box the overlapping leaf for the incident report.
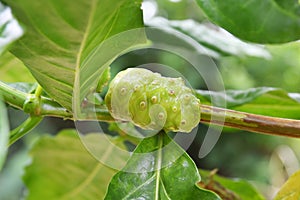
[199,170,265,200]
[196,87,300,119]
[0,2,29,82]
[3,0,146,112]
[274,170,300,200]
[0,52,35,82]
[146,17,270,58]
[196,0,300,43]
[0,2,23,55]
[24,129,128,200]
[7,82,36,93]
[105,133,221,200]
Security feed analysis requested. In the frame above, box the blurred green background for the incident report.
[1,0,300,199]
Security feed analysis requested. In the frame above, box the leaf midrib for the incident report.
[73,0,97,114]
[122,134,164,200]
[155,134,163,200]
[122,175,156,200]
[79,6,121,91]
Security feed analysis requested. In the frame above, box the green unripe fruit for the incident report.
[105,68,200,133]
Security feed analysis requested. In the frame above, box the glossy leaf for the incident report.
[274,170,300,200]
[147,17,270,58]
[199,170,265,200]
[24,129,128,200]
[0,52,35,82]
[105,133,221,200]
[0,97,9,170]
[196,87,300,119]
[4,0,145,111]
[196,0,300,43]
[0,2,23,55]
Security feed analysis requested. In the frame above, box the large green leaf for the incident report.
[0,52,35,82]
[196,0,300,43]
[24,129,128,200]
[0,2,23,55]
[274,170,300,200]
[4,0,145,112]
[0,97,9,170]
[196,87,300,119]
[146,17,270,58]
[105,133,221,200]
[199,170,265,200]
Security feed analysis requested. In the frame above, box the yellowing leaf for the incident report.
[274,170,300,200]
[24,130,128,200]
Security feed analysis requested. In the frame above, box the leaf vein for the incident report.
[73,0,97,114]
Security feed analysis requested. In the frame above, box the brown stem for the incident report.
[200,105,300,138]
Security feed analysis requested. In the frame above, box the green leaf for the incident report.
[199,170,265,200]
[96,66,110,93]
[24,129,128,200]
[147,17,270,58]
[0,52,35,82]
[105,133,221,200]
[7,82,37,93]
[196,87,300,119]
[0,97,9,170]
[196,0,300,43]
[4,0,146,112]
[0,2,23,55]
[274,170,300,200]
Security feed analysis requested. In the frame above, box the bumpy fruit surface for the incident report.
[105,68,200,133]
